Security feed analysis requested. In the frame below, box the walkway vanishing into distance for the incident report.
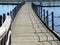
[11,4,60,45]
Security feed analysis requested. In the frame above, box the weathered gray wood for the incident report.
[11,4,60,45]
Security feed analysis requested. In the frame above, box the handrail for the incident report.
[32,2,60,41]
[0,15,11,45]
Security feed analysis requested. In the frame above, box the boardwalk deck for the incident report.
[11,4,60,45]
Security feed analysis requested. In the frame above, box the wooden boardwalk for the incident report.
[11,4,60,45]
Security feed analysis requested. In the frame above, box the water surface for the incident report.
[0,5,16,15]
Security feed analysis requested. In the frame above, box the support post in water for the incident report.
[0,15,2,26]
[51,12,54,30]
[46,10,49,26]
[3,13,6,23]
[43,9,45,22]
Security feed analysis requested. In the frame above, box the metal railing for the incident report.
[0,2,25,45]
[32,2,60,41]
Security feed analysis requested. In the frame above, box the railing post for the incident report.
[37,6,39,16]
[39,6,40,17]
[40,2,42,19]
[10,11,12,17]
[41,6,42,19]
[1,38,4,45]
[12,9,14,20]
[51,12,54,30]
[7,12,9,16]
[39,6,41,18]
[9,35,11,45]
[0,15,2,26]
[46,10,49,26]
[38,6,40,17]
[43,9,45,22]
[36,5,37,15]
[4,35,7,45]
[3,13,6,23]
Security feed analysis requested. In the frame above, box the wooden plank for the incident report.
[11,4,60,45]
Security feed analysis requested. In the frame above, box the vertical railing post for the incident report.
[35,5,38,14]
[38,6,40,17]
[37,6,39,16]
[12,9,14,20]
[0,15,2,26]
[4,35,7,45]
[1,38,4,45]
[7,12,9,16]
[39,6,40,17]
[10,11,12,18]
[39,5,41,18]
[41,6,42,19]
[39,2,41,18]
[46,10,49,26]
[3,13,6,23]
[9,35,11,45]
[43,9,45,22]
[40,2,42,19]
[38,6,39,16]
[51,12,54,30]
[36,5,37,15]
